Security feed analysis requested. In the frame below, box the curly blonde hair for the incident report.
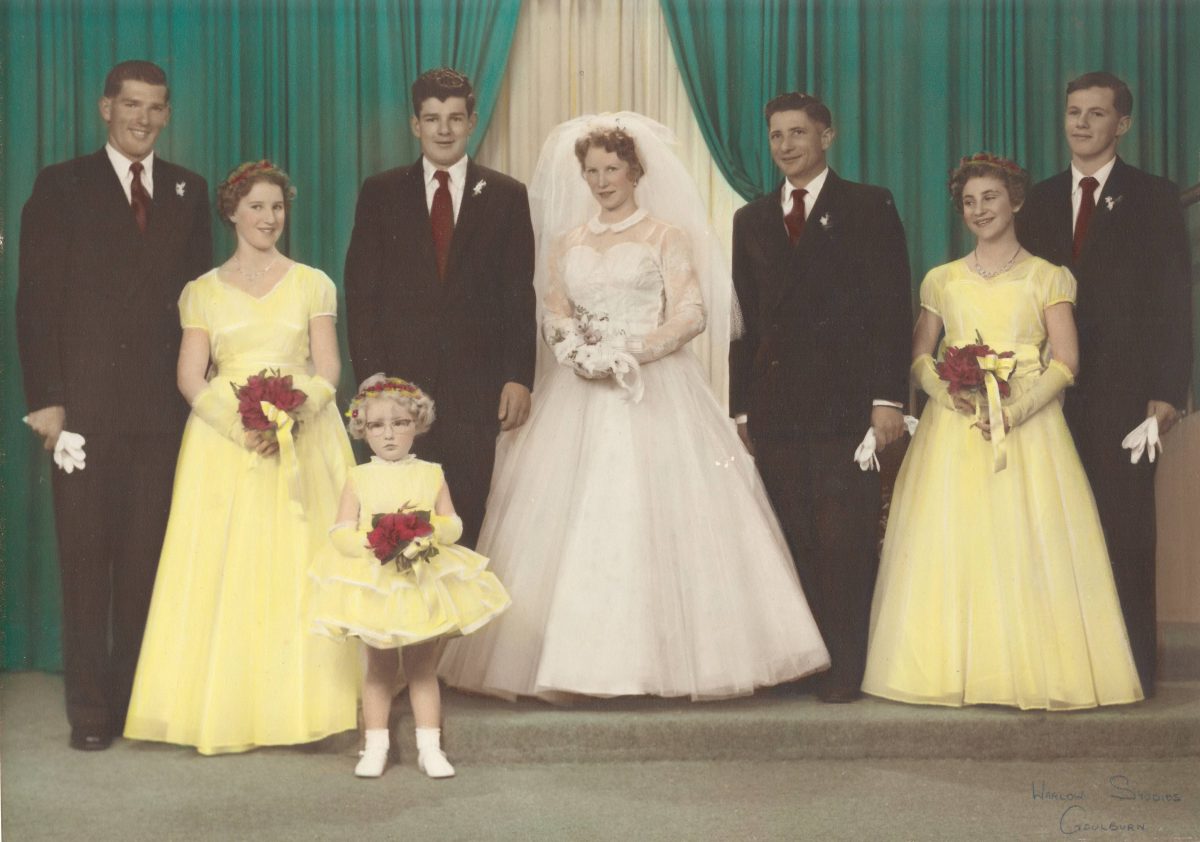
[345,375,436,439]
[216,160,297,226]
[574,127,645,183]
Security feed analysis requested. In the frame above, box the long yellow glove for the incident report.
[329,522,371,558]
[910,354,958,411]
[430,513,463,545]
[1003,359,1074,428]
[191,386,245,444]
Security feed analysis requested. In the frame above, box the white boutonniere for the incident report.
[473,179,487,196]
[819,213,833,230]
[176,181,186,198]
[1103,195,1122,211]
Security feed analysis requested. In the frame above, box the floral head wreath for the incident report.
[948,152,1026,196]
[345,377,425,419]
[226,160,277,188]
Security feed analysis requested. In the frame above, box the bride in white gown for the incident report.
[439,114,829,701]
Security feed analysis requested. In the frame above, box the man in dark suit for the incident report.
[730,92,912,702]
[1018,71,1192,694]
[17,60,212,749]
[344,67,536,547]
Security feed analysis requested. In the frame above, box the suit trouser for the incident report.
[754,433,881,691]
[1067,410,1158,690]
[415,419,498,550]
[50,431,178,734]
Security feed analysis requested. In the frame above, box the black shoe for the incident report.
[817,686,862,704]
[69,729,113,751]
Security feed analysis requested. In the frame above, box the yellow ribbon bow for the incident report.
[262,401,305,516]
[976,354,1016,472]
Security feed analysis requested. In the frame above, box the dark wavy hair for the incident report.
[764,92,833,129]
[948,153,1031,212]
[216,160,296,226]
[103,60,169,101]
[574,127,645,183]
[411,67,476,117]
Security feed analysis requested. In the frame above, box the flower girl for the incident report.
[309,375,510,778]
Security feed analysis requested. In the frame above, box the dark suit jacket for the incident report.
[17,149,213,437]
[343,157,536,428]
[730,171,912,439]
[1018,157,1192,431]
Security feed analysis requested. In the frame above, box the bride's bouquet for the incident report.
[548,305,644,402]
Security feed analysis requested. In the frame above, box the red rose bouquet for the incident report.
[935,331,1016,404]
[366,507,438,571]
[230,368,308,438]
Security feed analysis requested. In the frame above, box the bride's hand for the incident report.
[951,394,976,415]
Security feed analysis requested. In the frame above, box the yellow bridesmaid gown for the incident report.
[309,457,511,648]
[862,256,1143,710]
[124,265,360,753]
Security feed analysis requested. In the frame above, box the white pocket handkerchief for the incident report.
[54,430,88,473]
[1121,416,1161,464]
[854,415,919,471]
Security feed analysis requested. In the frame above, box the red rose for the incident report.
[366,510,434,564]
[936,346,985,393]
[231,369,308,432]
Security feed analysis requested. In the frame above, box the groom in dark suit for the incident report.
[345,68,536,547]
[730,92,912,702]
[17,60,212,749]
[1018,71,1192,694]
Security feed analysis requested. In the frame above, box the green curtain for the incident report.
[660,0,1200,391]
[0,0,521,671]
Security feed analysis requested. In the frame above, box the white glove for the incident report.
[853,415,919,471]
[1121,416,1161,464]
[54,430,88,473]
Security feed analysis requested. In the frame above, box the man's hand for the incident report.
[498,382,532,431]
[871,406,905,451]
[736,421,756,458]
[25,405,66,451]
[1147,400,1181,436]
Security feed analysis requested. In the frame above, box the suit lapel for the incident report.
[444,159,485,282]
[1078,157,1129,262]
[398,159,442,285]
[750,187,794,309]
[770,171,841,311]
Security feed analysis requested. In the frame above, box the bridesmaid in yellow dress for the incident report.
[862,153,1142,710]
[124,161,359,753]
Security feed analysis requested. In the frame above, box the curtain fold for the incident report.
[659,0,1199,386]
[0,0,521,671]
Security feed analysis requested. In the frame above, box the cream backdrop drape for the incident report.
[475,0,747,405]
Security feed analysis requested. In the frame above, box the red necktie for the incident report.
[129,161,150,234]
[1071,176,1099,261]
[784,188,807,245]
[430,170,453,279]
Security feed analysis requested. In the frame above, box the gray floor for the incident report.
[3,673,1199,841]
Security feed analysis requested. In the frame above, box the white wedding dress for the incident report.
[439,208,830,701]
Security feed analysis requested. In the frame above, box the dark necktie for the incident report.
[129,161,151,234]
[784,188,807,245]
[430,170,453,279]
[1071,176,1099,261]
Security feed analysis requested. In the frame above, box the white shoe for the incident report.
[417,747,456,779]
[415,727,456,779]
[355,728,390,778]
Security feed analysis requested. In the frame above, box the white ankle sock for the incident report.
[355,728,389,778]
[415,727,455,778]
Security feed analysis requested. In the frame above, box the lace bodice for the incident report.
[542,209,706,363]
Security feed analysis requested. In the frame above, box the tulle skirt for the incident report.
[124,402,360,753]
[862,394,1143,710]
[439,350,830,701]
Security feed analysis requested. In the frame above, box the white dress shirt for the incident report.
[106,143,155,202]
[1070,155,1116,227]
[422,155,469,223]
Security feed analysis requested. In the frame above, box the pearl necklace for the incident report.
[973,245,1021,279]
[236,254,279,283]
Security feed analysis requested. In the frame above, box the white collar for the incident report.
[587,206,648,234]
[1071,156,1116,194]
[106,143,155,180]
[422,155,469,188]
[780,167,830,205]
[370,454,416,465]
